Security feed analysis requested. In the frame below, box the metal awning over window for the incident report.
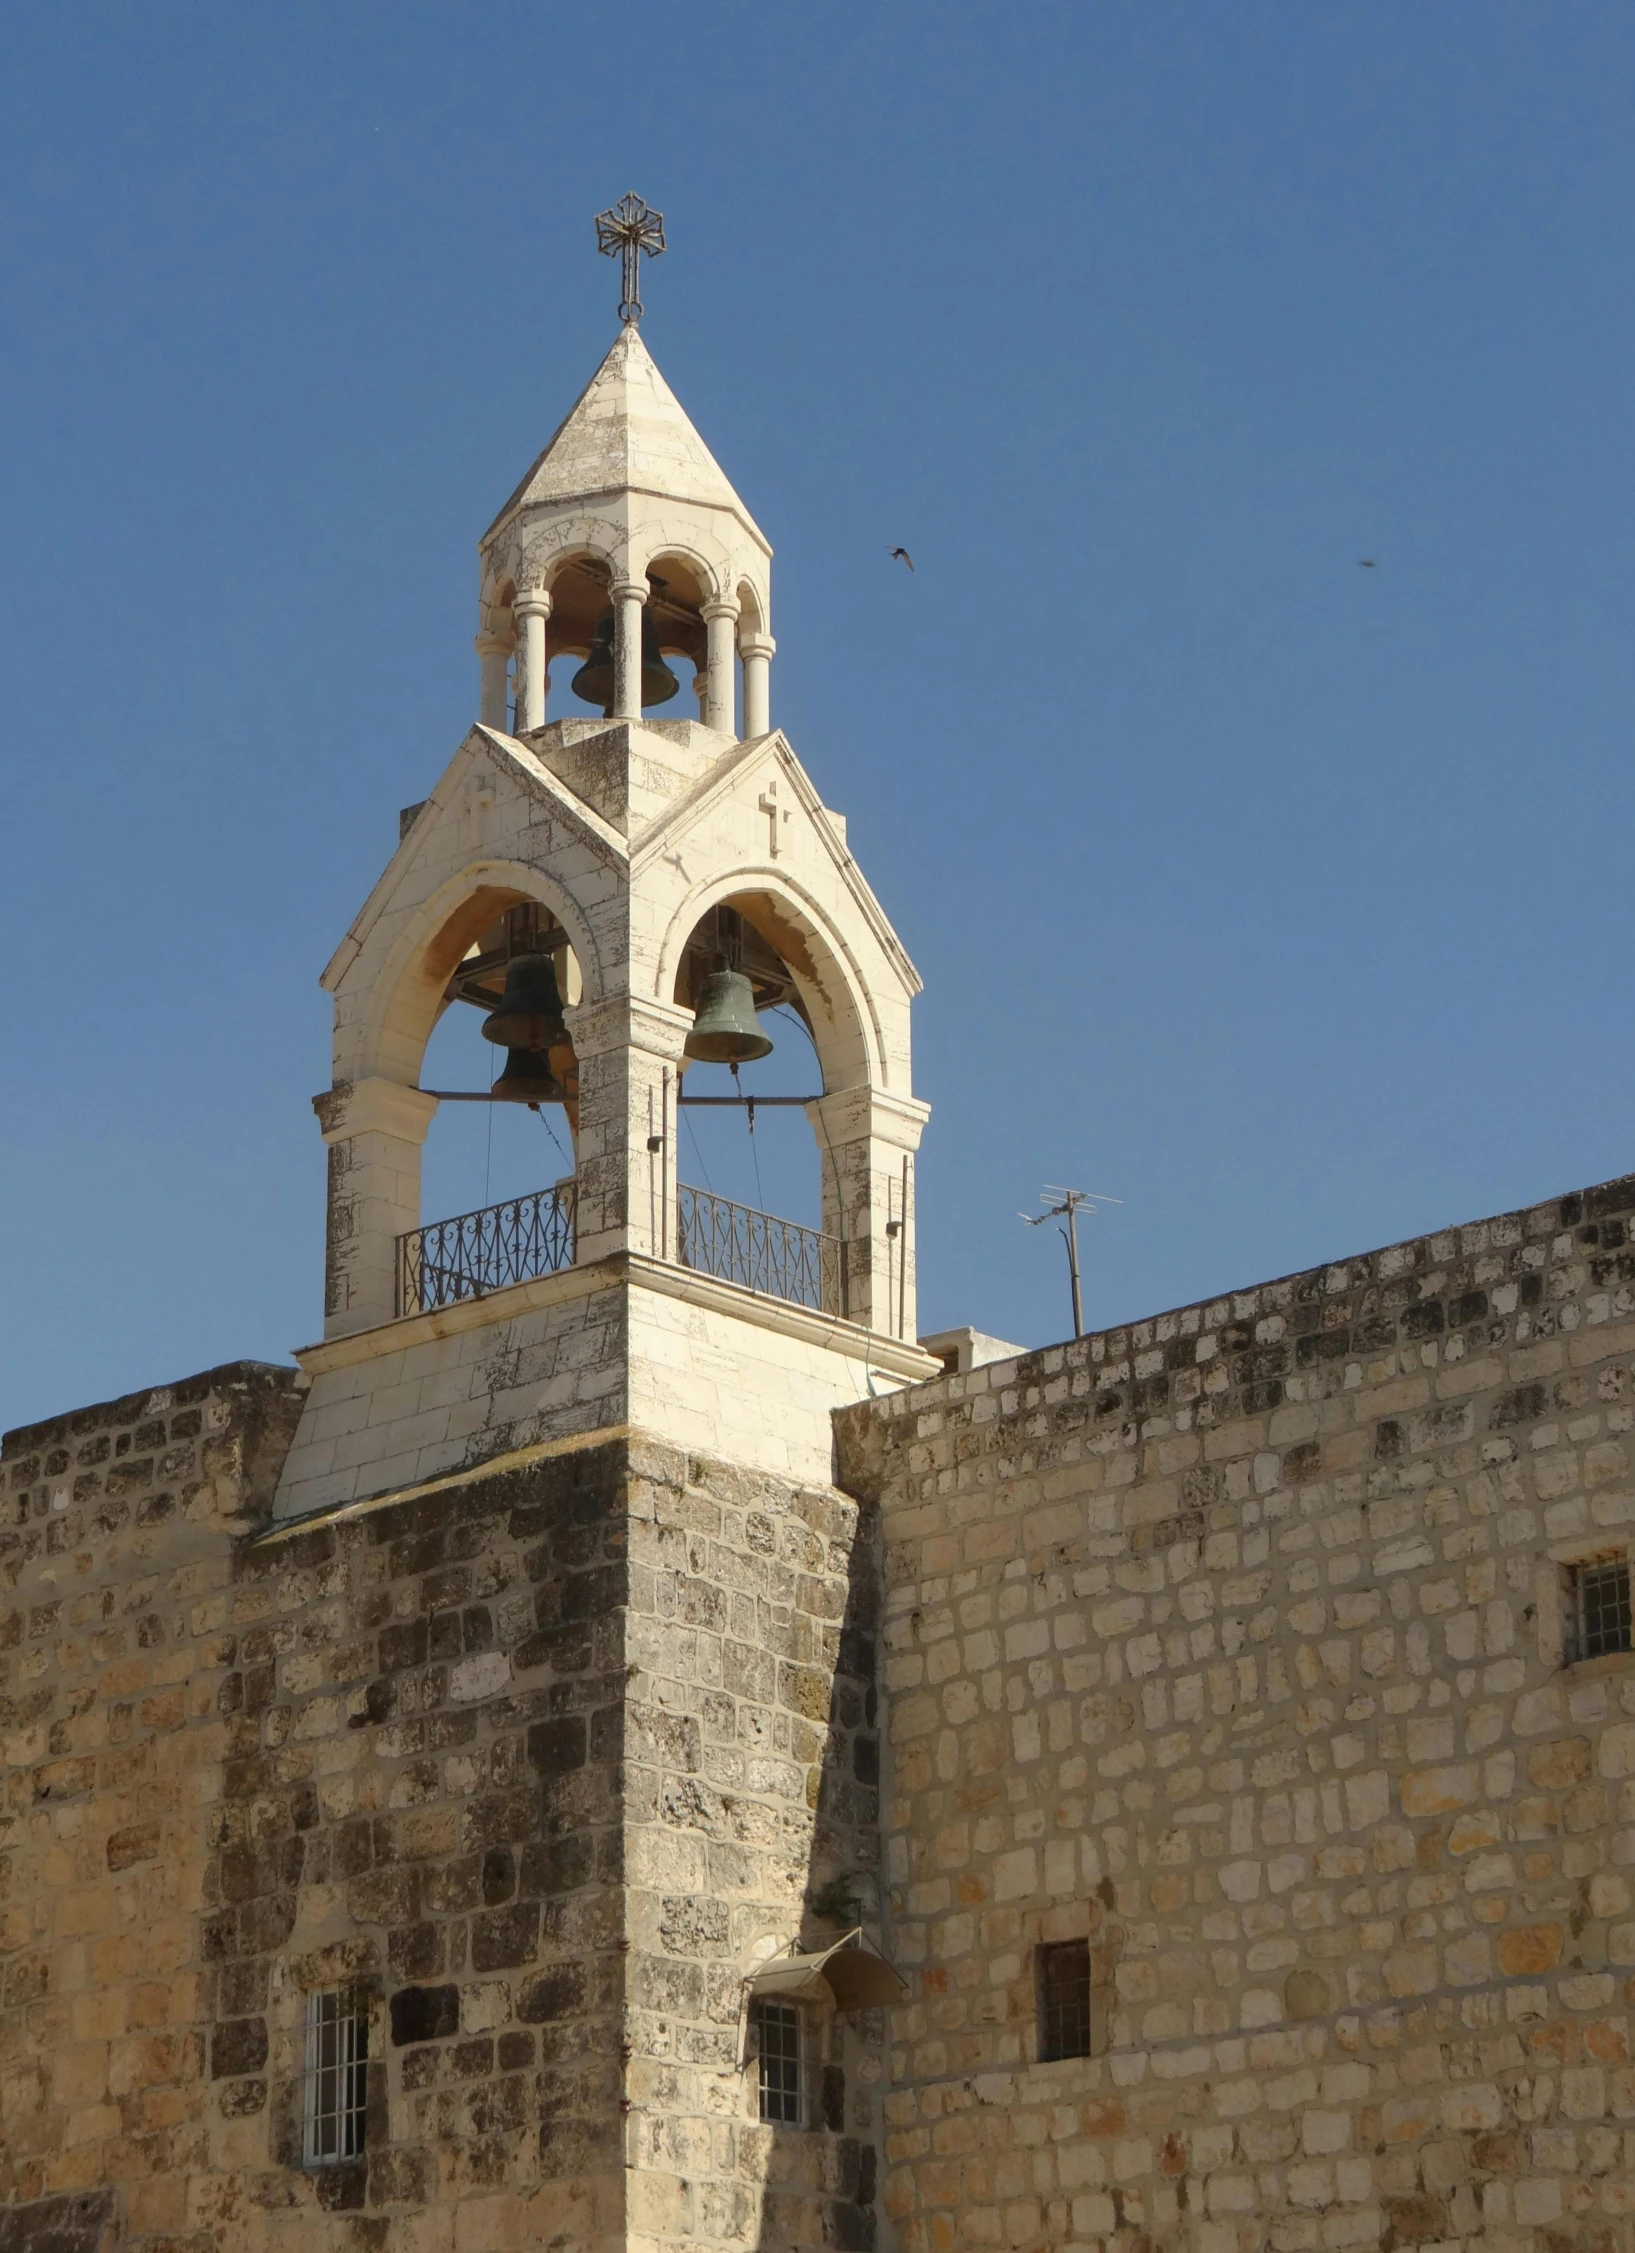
[743,1929,907,2012]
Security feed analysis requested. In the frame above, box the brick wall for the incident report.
[836,1176,1635,2253]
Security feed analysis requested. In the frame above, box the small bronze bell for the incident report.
[684,968,773,1064]
[491,1046,566,1105]
[482,952,567,1051]
[570,607,681,716]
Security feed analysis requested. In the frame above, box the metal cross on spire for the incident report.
[595,193,666,326]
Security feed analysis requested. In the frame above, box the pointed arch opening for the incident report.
[348,870,594,1311]
[662,879,880,1314]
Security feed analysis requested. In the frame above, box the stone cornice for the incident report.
[288,1250,942,1383]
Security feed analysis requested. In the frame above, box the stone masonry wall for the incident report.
[272,1276,629,1521]
[0,1366,304,2245]
[4,1371,888,2253]
[620,1438,887,2253]
[836,1173,1635,2253]
[274,1265,930,1524]
[0,1383,630,2253]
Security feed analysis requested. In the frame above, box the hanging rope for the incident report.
[533,1105,573,1175]
[682,1104,714,1193]
[483,1043,496,1204]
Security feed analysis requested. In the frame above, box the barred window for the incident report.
[1037,1939,1092,2062]
[303,1988,368,2165]
[754,1999,803,2125]
[1574,1556,1632,1661]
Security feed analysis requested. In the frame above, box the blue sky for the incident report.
[3,5,1634,1428]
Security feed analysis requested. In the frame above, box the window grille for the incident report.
[1575,1556,1632,1661]
[303,1988,368,2165]
[1037,1939,1092,2062]
[754,1999,803,2125]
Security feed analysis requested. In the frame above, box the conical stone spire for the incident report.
[485,326,764,545]
[478,326,774,741]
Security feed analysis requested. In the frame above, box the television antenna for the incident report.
[1021,1185,1122,1339]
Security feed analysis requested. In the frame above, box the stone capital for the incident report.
[474,630,512,657]
[313,1076,439,1146]
[700,597,741,624]
[610,579,649,606]
[513,586,553,621]
[804,1085,930,1152]
[738,632,776,660]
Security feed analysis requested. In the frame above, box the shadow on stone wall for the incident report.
[0,2190,120,2253]
[749,1487,885,2253]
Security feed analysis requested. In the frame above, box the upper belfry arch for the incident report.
[478,327,773,738]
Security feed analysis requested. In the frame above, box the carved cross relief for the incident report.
[757,781,791,859]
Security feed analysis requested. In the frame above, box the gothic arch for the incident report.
[654,864,887,1095]
[349,859,603,1089]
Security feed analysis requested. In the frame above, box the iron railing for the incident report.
[397,1179,845,1323]
[397,1183,575,1315]
[678,1183,847,1317]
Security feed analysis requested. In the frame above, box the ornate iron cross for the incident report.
[594,193,666,326]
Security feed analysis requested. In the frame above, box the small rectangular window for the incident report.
[1037,1939,1092,2062]
[1575,1556,1633,1661]
[303,1988,368,2165]
[754,1999,803,2125]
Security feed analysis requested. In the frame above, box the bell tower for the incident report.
[272,221,935,1523]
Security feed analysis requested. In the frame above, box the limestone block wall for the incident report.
[275,1259,936,1524]
[0,1366,303,2244]
[626,1276,933,1487]
[836,1175,1635,2253]
[273,1269,628,1520]
[213,1441,632,2253]
[619,1439,887,2253]
[4,1365,889,2253]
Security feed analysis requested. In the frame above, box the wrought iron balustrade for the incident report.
[678,1183,846,1317]
[397,1183,575,1315]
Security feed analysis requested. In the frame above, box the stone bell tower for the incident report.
[272,254,937,1521]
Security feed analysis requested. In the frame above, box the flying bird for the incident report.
[1358,558,1379,569]
[888,547,915,571]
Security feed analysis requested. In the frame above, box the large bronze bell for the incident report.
[684,968,773,1064]
[491,1046,566,1105]
[570,607,681,716]
[482,952,567,1051]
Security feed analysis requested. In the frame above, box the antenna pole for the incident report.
[1021,1183,1122,1342]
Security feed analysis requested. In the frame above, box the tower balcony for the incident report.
[395,1181,848,1321]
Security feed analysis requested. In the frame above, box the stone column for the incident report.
[740,632,774,737]
[476,631,511,729]
[514,586,552,732]
[565,993,693,1266]
[313,1077,439,1339]
[701,600,740,736]
[805,1085,931,1337]
[611,579,648,721]
[692,666,710,721]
